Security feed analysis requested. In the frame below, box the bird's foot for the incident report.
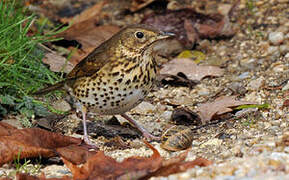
[82,136,98,150]
[143,132,161,141]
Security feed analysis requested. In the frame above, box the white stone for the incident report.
[272,64,285,72]
[280,45,289,54]
[284,146,289,153]
[132,101,156,114]
[201,138,223,147]
[160,111,172,121]
[247,77,265,90]
[267,46,279,55]
[268,32,284,45]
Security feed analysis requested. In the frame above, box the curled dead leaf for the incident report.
[160,58,224,82]
[42,52,74,73]
[171,107,201,126]
[60,1,105,24]
[143,8,236,48]
[62,141,163,180]
[58,25,120,65]
[130,0,156,12]
[0,122,95,166]
[196,96,256,124]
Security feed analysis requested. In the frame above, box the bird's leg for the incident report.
[121,113,160,141]
[76,102,94,146]
[81,106,92,145]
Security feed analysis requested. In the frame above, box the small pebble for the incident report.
[269,31,284,45]
[132,101,156,114]
[240,58,256,70]
[272,64,286,72]
[279,44,289,54]
[201,138,223,147]
[247,77,265,90]
[160,111,172,121]
[197,87,210,96]
[284,147,289,153]
[237,72,250,80]
[267,46,279,55]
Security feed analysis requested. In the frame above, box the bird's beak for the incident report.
[158,31,175,39]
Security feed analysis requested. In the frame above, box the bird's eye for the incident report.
[135,31,144,39]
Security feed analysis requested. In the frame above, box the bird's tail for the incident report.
[33,81,66,95]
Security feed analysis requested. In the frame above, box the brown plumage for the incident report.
[35,24,174,145]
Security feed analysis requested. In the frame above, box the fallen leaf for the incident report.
[0,177,12,180]
[282,99,289,108]
[62,141,212,179]
[42,52,74,73]
[49,0,119,65]
[16,173,71,180]
[63,141,163,179]
[142,8,236,48]
[58,25,120,65]
[0,121,17,136]
[196,96,256,124]
[160,58,224,81]
[130,0,156,12]
[150,157,213,178]
[171,108,201,126]
[56,145,97,165]
[60,1,105,24]
[0,122,95,166]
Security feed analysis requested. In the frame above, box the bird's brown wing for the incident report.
[33,41,112,95]
[67,43,111,79]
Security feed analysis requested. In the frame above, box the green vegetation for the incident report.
[0,1,64,125]
[246,0,255,13]
[235,103,270,110]
[10,149,42,176]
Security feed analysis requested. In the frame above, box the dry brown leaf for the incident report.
[63,141,212,179]
[171,107,201,126]
[150,157,213,178]
[130,0,156,12]
[142,8,236,48]
[160,58,224,81]
[56,145,97,165]
[282,99,289,108]
[51,1,119,65]
[0,177,12,180]
[63,141,163,180]
[16,173,71,180]
[59,25,119,65]
[191,15,234,39]
[60,1,105,24]
[196,96,256,124]
[0,122,96,166]
[0,122,16,136]
[42,53,74,73]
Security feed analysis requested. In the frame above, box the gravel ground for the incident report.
[1,0,289,179]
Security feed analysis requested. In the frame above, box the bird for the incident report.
[34,24,175,145]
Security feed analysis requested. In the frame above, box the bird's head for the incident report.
[117,24,175,54]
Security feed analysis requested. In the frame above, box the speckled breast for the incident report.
[72,56,157,115]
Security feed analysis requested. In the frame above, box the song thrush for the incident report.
[35,24,174,145]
